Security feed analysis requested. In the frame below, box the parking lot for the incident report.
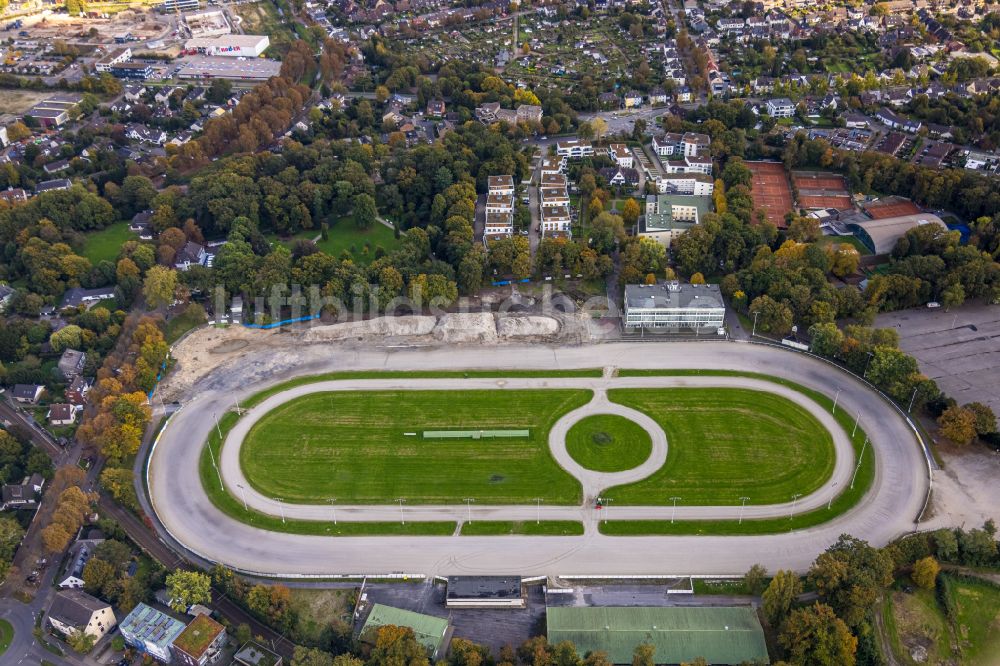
[875,302,1000,415]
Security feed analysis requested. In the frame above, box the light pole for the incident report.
[213,412,222,439]
[236,483,248,511]
[670,496,681,524]
[832,388,842,414]
[533,498,542,524]
[603,498,613,523]
[751,310,760,337]
[790,493,801,519]
[273,498,285,524]
[738,497,750,525]
[828,482,837,510]
[464,498,475,523]
[207,426,223,490]
[328,498,337,525]
[851,438,869,490]
[863,351,874,379]
[397,498,406,525]
[853,410,862,437]
[908,386,919,412]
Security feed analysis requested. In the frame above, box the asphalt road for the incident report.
[147,342,930,577]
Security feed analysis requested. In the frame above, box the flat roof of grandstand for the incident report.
[546,606,769,665]
[360,604,449,658]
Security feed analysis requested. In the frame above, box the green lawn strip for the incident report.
[459,521,584,536]
[164,307,207,344]
[941,574,1000,664]
[598,369,873,535]
[0,619,12,655]
[243,369,602,408]
[199,415,454,536]
[81,222,137,264]
[240,389,590,504]
[565,414,652,472]
[604,387,835,505]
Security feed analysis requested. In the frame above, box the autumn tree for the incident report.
[911,556,940,589]
[937,406,978,445]
[143,265,179,309]
[779,603,857,666]
[762,569,802,626]
[807,535,893,628]
[621,198,640,228]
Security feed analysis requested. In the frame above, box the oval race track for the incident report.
[146,341,930,577]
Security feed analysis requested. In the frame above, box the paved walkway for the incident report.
[147,342,930,577]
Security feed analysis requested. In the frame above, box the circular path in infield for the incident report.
[147,342,930,576]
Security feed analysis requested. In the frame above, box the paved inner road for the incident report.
[147,342,929,577]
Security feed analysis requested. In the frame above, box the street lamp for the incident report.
[463,498,475,523]
[603,498,613,523]
[863,351,874,378]
[670,496,681,524]
[751,310,760,337]
[533,498,542,524]
[908,386,919,413]
[328,498,337,525]
[828,482,837,510]
[273,498,285,524]
[738,497,750,525]
[236,483,248,512]
[853,410,862,437]
[832,388,842,414]
[397,498,406,525]
[851,438,869,490]
[790,493,801,520]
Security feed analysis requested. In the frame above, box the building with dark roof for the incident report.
[623,282,725,332]
[11,383,44,403]
[57,348,87,379]
[35,178,72,194]
[47,590,117,640]
[446,576,524,608]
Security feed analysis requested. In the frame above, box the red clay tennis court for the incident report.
[793,171,852,210]
[864,198,922,219]
[747,162,793,228]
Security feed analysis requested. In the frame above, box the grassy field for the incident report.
[459,521,584,536]
[241,390,592,504]
[882,585,954,665]
[565,414,652,472]
[0,619,12,656]
[81,223,137,264]
[942,575,1000,664]
[603,388,835,505]
[164,305,206,344]
[269,219,400,265]
[0,89,55,114]
[289,588,354,645]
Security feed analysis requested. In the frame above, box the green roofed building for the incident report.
[360,604,451,660]
[546,606,769,665]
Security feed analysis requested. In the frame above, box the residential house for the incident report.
[58,349,87,379]
[623,91,644,108]
[171,614,227,666]
[126,125,168,145]
[875,107,922,133]
[425,99,446,116]
[484,175,515,242]
[47,590,117,641]
[656,172,715,196]
[59,538,102,589]
[119,603,187,663]
[0,188,28,206]
[599,167,640,187]
[766,97,796,118]
[540,156,565,177]
[47,403,76,427]
[607,144,634,168]
[124,84,147,103]
[174,242,209,271]
[60,286,116,310]
[639,194,712,247]
[648,87,668,105]
[66,376,93,407]
[843,113,870,129]
[1,474,44,511]
[555,139,594,159]
[35,179,72,194]
[11,384,44,404]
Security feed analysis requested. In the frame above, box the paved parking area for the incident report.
[875,303,1000,414]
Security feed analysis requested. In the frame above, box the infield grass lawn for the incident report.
[0,619,12,656]
[459,520,584,536]
[565,414,652,472]
[604,387,834,505]
[240,389,592,504]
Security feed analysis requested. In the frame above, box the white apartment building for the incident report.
[556,139,594,159]
[607,144,634,168]
[656,173,715,196]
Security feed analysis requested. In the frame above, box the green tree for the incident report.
[0,514,25,578]
[965,402,997,436]
[778,603,857,666]
[749,295,793,336]
[291,646,334,666]
[354,193,378,230]
[165,570,212,612]
[807,535,893,628]
[631,643,655,666]
[743,563,768,595]
[83,558,116,596]
[762,569,802,626]
[49,325,84,353]
[589,212,627,254]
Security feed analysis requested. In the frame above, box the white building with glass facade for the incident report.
[623,282,725,331]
